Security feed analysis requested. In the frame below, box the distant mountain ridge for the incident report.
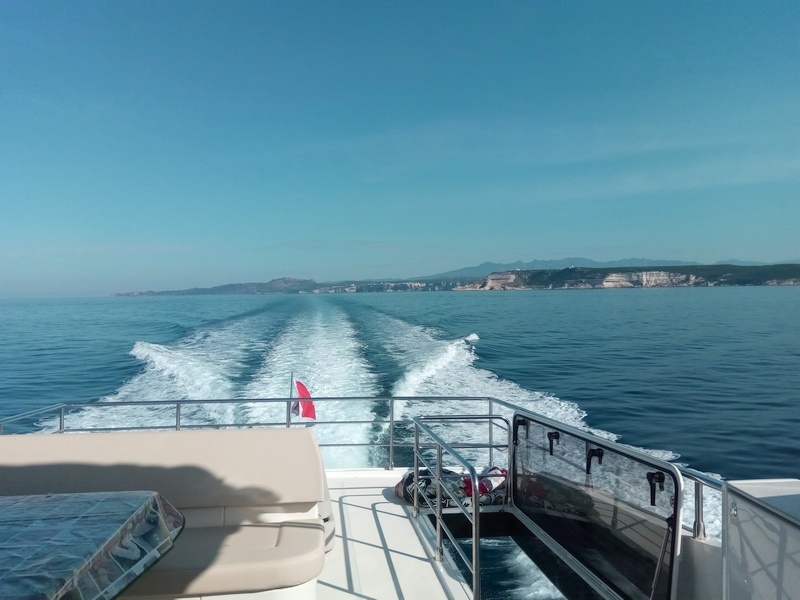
[426,257,702,279]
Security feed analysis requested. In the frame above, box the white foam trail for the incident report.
[494,539,566,600]
[364,310,724,536]
[458,538,565,599]
[243,304,379,467]
[346,312,590,470]
[369,312,591,431]
[38,313,270,431]
[128,340,238,399]
[33,297,721,537]
[115,319,259,424]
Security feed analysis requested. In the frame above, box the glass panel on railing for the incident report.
[513,417,678,600]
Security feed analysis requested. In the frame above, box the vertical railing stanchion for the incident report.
[694,480,706,539]
[389,398,395,469]
[488,398,494,467]
[435,444,443,562]
[413,415,505,600]
[59,405,65,433]
[286,377,294,428]
[175,403,181,430]
[473,469,481,600]
[679,467,720,539]
[413,423,420,518]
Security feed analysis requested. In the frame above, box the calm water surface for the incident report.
[1,287,798,480]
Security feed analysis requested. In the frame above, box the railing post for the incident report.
[388,398,395,470]
[285,400,292,427]
[175,403,181,430]
[435,444,443,562]
[693,480,706,539]
[472,470,481,600]
[59,406,65,433]
[413,423,420,518]
[488,399,494,467]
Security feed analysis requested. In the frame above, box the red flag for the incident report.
[291,380,316,420]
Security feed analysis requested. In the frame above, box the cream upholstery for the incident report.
[0,427,334,598]
[0,428,323,506]
[126,521,325,597]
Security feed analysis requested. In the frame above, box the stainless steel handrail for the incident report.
[412,414,512,600]
[491,397,686,472]
[0,396,494,428]
[679,467,722,540]
[0,397,502,468]
[0,395,722,540]
[0,403,67,434]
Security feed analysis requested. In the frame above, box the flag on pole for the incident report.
[291,380,316,420]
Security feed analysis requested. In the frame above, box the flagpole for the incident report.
[287,372,294,426]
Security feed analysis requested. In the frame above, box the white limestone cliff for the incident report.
[601,271,704,288]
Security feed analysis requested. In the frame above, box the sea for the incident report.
[0,286,800,479]
[2,287,798,598]
[1,287,798,481]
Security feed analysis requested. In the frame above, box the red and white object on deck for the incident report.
[291,380,316,421]
[462,466,507,497]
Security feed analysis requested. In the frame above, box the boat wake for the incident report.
[240,303,380,465]
[49,296,667,458]
[36,296,720,538]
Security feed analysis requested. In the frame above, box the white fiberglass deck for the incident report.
[318,469,471,600]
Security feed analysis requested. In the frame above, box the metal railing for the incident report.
[679,467,722,540]
[412,415,512,600]
[495,400,687,600]
[486,397,721,541]
[0,396,722,539]
[0,397,505,469]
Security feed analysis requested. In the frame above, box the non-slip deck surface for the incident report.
[318,470,471,600]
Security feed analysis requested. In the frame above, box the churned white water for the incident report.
[16,291,760,539]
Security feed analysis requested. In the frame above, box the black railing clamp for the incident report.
[585,448,604,473]
[513,418,528,445]
[647,471,666,506]
[547,431,560,455]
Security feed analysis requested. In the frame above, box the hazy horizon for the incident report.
[5,255,797,299]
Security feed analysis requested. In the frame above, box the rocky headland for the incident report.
[454,265,800,291]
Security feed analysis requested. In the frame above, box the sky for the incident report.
[1,1,798,296]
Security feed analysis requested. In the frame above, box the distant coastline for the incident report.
[114,264,800,296]
[453,264,800,291]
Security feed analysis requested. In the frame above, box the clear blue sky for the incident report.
[2,1,798,296]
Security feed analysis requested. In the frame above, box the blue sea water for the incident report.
[0,287,798,481]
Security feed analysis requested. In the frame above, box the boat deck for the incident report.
[318,469,471,600]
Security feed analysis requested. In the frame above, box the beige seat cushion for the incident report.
[0,428,325,510]
[125,519,325,598]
